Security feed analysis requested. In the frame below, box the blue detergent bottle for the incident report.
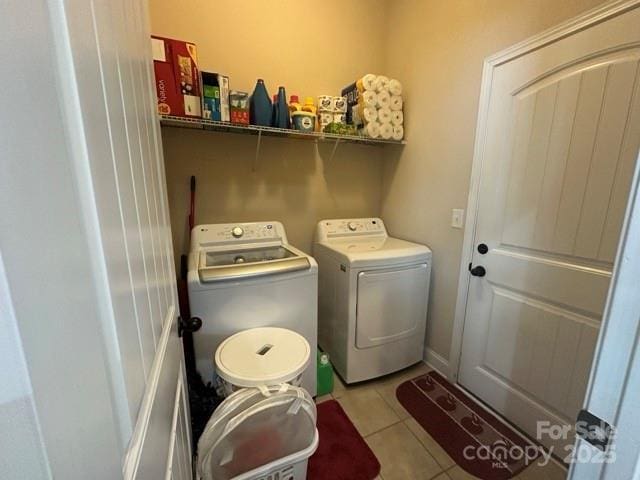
[274,86,290,129]
[271,94,278,127]
[250,79,272,126]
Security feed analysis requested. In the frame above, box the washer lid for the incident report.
[317,237,431,268]
[198,246,310,283]
[215,327,310,387]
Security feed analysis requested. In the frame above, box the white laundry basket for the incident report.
[197,384,318,480]
[215,327,311,397]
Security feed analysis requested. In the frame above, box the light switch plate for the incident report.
[451,209,464,229]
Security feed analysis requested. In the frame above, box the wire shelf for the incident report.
[158,115,406,147]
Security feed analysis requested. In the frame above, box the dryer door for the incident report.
[355,263,428,349]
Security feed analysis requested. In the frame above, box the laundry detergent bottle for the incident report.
[271,94,278,127]
[289,95,301,115]
[274,86,290,129]
[250,79,272,126]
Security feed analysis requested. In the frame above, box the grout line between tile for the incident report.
[402,417,455,472]
[362,417,404,439]
[364,420,446,480]
[427,469,446,480]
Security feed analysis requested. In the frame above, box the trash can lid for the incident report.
[215,327,310,387]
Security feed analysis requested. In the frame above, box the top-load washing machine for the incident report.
[314,218,431,384]
[188,221,317,396]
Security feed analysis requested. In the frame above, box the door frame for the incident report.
[448,0,640,383]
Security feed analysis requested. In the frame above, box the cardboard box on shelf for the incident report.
[151,36,201,117]
[341,82,359,124]
[229,91,249,125]
[201,72,230,122]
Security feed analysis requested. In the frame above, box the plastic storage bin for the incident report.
[215,327,311,397]
[197,384,318,480]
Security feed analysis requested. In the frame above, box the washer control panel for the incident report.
[193,221,286,247]
[316,218,387,241]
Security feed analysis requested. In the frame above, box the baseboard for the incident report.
[424,347,451,378]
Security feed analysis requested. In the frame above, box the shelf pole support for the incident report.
[252,130,262,172]
[328,138,341,163]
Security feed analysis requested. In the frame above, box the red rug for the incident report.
[308,400,380,480]
[396,371,540,480]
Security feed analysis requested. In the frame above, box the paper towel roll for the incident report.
[333,96,347,112]
[389,79,403,96]
[392,125,404,141]
[375,75,390,92]
[389,95,403,111]
[317,95,334,111]
[379,122,393,140]
[353,103,378,126]
[377,107,392,124]
[356,73,377,92]
[390,110,404,126]
[376,90,391,109]
[317,112,333,131]
[333,113,346,124]
[361,105,377,123]
[366,121,381,138]
[318,111,333,121]
[361,90,377,107]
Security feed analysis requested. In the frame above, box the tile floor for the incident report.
[315,363,567,480]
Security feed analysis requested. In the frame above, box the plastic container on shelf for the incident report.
[291,111,316,132]
[301,97,316,115]
[289,95,302,115]
[197,384,318,480]
[273,86,290,129]
[250,79,272,126]
[215,327,311,397]
[271,94,278,127]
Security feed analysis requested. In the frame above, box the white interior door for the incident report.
[458,4,640,455]
[569,144,640,479]
[1,0,191,477]
[50,0,193,478]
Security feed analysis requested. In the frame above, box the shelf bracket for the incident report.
[252,130,262,172]
[328,138,341,163]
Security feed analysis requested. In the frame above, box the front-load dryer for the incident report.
[314,218,431,383]
[188,221,317,395]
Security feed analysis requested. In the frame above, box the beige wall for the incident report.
[149,0,389,259]
[151,0,607,370]
[380,0,606,370]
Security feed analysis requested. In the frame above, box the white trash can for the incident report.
[214,327,311,397]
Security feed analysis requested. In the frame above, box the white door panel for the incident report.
[91,0,158,379]
[481,287,599,419]
[126,311,182,478]
[485,248,611,316]
[54,0,192,478]
[459,4,640,454]
[165,368,192,480]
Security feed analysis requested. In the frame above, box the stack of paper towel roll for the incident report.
[317,95,348,132]
[342,73,404,140]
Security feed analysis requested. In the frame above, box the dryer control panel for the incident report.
[315,218,387,242]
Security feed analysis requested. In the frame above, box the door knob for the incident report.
[470,265,486,277]
[178,316,202,337]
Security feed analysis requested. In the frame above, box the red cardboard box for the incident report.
[151,36,201,117]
